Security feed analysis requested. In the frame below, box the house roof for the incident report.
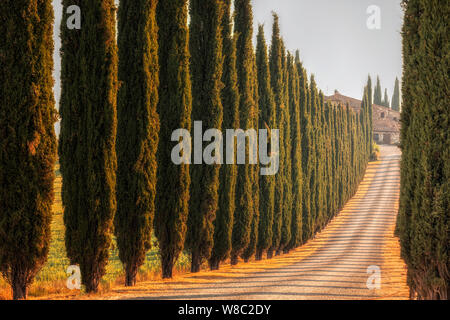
[325,90,401,134]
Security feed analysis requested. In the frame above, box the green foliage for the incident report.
[115,0,160,287]
[397,0,449,300]
[186,0,224,273]
[59,0,118,293]
[374,75,383,106]
[287,53,303,251]
[255,25,275,260]
[154,0,192,279]
[0,0,57,300]
[210,0,239,270]
[268,13,284,258]
[392,77,401,111]
[231,0,257,265]
[382,88,390,108]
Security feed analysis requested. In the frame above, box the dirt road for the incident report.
[70,145,408,300]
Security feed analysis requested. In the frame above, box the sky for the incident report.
[52,0,404,119]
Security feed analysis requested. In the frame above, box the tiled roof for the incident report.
[325,90,401,134]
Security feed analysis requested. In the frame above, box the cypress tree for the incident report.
[186,0,224,273]
[278,43,292,254]
[0,0,57,300]
[59,0,118,293]
[155,0,192,279]
[287,53,303,251]
[268,13,284,258]
[255,25,275,261]
[374,76,382,105]
[242,42,260,263]
[210,0,239,271]
[397,0,449,300]
[382,88,390,108]
[367,76,373,155]
[391,77,401,111]
[115,0,160,287]
[230,0,257,265]
[296,52,313,242]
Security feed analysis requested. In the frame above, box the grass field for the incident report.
[0,165,190,299]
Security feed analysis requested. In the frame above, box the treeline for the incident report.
[0,0,372,299]
[397,0,449,300]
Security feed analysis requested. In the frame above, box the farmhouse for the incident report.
[325,90,401,145]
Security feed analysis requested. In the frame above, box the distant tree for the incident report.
[374,76,383,105]
[391,77,401,111]
[255,25,276,261]
[0,0,57,300]
[59,0,118,293]
[155,0,192,278]
[186,0,224,273]
[210,0,239,271]
[230,0,257,265]
[115,0,160,287]
[382,88,390,108]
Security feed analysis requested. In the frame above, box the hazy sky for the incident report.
[52,0,404,112]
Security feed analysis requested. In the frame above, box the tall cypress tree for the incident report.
[0,0,57,300]
[255,25,276,261]
[397,0,449,300]
[287,53,303,251]
[391,77,401,111]
[231,0,257,265]
[268,13,284,258]
[382,88,390,108]
[155,0,192,279]
[115,0,160,287]
[242,36,260,263]
[295,52,312,242]
[186,0,224,273]
[59,0,118,293]
[367,76,373,155]
[210,0,239,271]
[374,76,382,105]
[278,43,292,254]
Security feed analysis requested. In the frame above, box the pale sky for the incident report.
[52,0,404,125]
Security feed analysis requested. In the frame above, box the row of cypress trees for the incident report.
[396,0,449,300]
[0,0,372,298]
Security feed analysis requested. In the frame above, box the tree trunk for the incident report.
[12,273,28,300]
[267,248,273,259]
[255,249,263,261]
[230,253,239,266]
[191,250,201,273]
[125,265,137,287]
[209,259,220,271]
[161,254,174,279]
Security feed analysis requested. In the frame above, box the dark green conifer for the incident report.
[0,0,57,299]
[268,13,284,258]
[231,0,257,265]
[391,77,401,111]
[155,0,192,278]
[186,0,224,273]
[255,25,276,261]
[59,0,118,293]
[115,0,160,287]
[210,0,239,271]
